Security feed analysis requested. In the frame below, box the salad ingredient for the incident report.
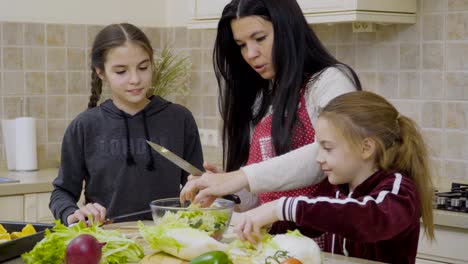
[65,234,106,264]
[22,220,144,264]
[189,250,233,264]
[261,230,321,264]
[280,259,302,264]
[138,221,227,260]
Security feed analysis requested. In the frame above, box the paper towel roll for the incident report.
[1,119,17,170]
[14,117,38,171]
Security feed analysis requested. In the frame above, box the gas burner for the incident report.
[434,183,468,213]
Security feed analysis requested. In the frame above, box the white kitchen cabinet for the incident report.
[24,192,54,223]
[188,0,417,28]
[417,225,468,264]
[0,195,24,221]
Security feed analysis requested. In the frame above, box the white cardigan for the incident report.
[242,67,357,195]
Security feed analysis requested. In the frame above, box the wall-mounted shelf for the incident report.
[188,0,417,29]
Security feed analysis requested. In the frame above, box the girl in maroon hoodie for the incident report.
[233,91,435,264]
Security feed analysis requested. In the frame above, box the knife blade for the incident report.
[104,209,152,225]
[146,140,241,204]
[147,140,203,176]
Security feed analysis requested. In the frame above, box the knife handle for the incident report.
[221,194,241,204]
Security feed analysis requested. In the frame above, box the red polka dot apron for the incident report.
[246,88,325,249]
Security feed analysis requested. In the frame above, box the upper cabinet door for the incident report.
[188,0,417,28]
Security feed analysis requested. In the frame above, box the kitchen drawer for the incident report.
[0,195,24,221]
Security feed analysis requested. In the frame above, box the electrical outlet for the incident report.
[205,129,218,147]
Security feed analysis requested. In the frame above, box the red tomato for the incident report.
[280,258,303,264]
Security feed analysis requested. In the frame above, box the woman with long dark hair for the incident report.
[181,0,361,247]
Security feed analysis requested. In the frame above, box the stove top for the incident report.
[435,183,468,213]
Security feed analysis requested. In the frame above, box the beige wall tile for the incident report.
[48,96,66,119]
[393,101,422,123]
[445,160,468,181]
[67,95,88,119]
[47,119,66,142]
[47,48,66,71]
[446,13,468,40]
[336,44,355,68]
[445,102,468,129]
[445,131,468,159]
[421,102,443,128]
[400,44,421,69]
[448,0,468,11]
[47,24,65,46]
[25,72,45,94]
[201,29,217,49]
[189,50,202,71]
[357,32,377,43]
[202,96,217,117]
[377,72,398,98]
[143,27,161,49]
[377,45,399,70]
[422,72,444,99]
[423,14,444,41]
[357,72,377,92]
[3,47,23,70]
[2,23,23,46]
[27,96,46,119]
[202,49,213,72]
[86,25,104,48]
[446,43,468,70]
[423,129,443,158]
[355,44,377,70]
[398,24,421,42]
[67,48,85,70]
[24,23,45,46]
[188,29,202,48]
[35,119,46,144]
[422,43,444,70]
[312,24,337,44]
[67,25,86,48]
[24,47,45,70]
[68,71,87,95]
[337,24,354,43]
[3,71,24,95]
[47,72,67,95]
[3,96,23,118]
[185,95,202,116]
[188,71,202,96]
[174,27,188,49]
[399,72,421,98]
[203,72,218,95]
[446,72,468,100]
[46,143,61,165]
[423,0,446,12]
[202,117,219,130]
[376,25,399,43]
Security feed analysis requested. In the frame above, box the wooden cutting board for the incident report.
[140,252,189,264]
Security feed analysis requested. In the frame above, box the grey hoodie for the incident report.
[49,96,203,225]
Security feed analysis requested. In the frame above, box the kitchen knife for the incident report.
[104,209,152,225]
[146,140,241,204]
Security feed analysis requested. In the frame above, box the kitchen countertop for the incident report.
[3,221,383,264]
[0,169,57,196]
[1,168,468,231]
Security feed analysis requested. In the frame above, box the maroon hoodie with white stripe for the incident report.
[277,170,421,264]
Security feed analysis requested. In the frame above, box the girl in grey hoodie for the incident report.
[49,23,203,226]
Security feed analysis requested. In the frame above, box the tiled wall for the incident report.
[1,0,467,190]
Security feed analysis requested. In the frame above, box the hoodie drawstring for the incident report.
[122,111,136,166]
[143,110,155,171]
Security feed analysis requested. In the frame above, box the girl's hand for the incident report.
[234,200,280,244]
[66,202,107,226]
